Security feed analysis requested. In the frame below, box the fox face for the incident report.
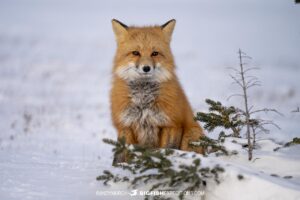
[112,19,176,83]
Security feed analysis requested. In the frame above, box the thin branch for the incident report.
[241,55,253,59]
[227,94,243,101]
[240,62,249,66]
[246,82,262,89]
[230,75,243,88]
[258,120,281,130]
[248,105,254,112]
[246,77,259,84]
[243,67,260,73]
[245,79,261,88]
[250,108,283,116]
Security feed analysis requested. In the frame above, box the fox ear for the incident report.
[161,19,176,41]
[112,19,128,41]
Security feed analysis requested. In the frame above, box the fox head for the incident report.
[111,19,176,83]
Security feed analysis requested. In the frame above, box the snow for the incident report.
[0,0,300,199]
[207,140,300,200]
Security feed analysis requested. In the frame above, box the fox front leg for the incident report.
[181,127,205,154]
[159,127,183,149]
[113,128,136,165]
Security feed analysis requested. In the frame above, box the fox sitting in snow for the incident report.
[110,19,204,163]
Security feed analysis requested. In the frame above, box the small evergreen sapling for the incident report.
[196,49,281,160]
[195,99,243,137]
[229,49,281,160]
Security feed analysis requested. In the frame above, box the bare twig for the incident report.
[243,67,260,74]
[250,108,283,116]
[230,75,243,88]
[237,49,253,161]
[226,94,243,101]
[225,49,281,161]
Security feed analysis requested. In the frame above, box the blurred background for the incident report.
[1,0,299,140]
[0,0,299,199]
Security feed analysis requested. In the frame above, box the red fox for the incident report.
[110,19,204,162]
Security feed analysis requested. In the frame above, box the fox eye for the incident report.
[151,51,159,56]
[132,51,140,56]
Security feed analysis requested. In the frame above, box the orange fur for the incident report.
[110,19,204,160]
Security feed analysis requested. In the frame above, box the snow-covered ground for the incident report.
[0,0,299,199]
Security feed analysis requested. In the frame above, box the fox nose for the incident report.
[142,66,151,73]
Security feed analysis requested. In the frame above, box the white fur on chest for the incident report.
[119,79,169,147]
